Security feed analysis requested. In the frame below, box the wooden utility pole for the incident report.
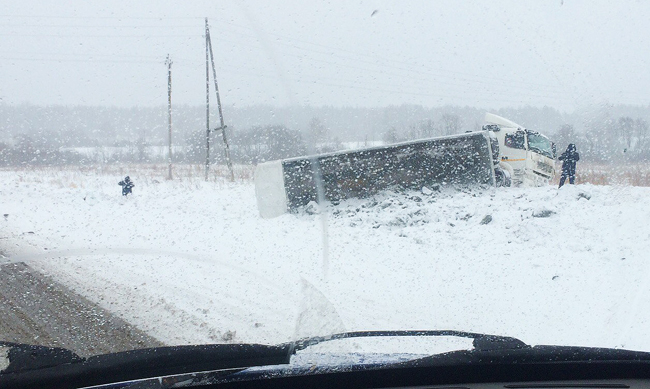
[205,18,235,182]
[205,18,211,181]
[166,54,173,180]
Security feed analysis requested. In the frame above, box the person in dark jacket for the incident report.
[118,176,134,196]
[558,144,579,188]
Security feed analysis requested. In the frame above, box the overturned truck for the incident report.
[254,131,502,218]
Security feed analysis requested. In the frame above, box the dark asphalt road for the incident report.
[0,261,164,357]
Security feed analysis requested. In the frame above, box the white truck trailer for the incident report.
[254,114,556,218]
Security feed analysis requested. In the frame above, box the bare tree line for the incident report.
[1,103,650,166]
[555,116,650,162]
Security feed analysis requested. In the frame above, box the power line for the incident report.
[207,33,570,99]
[213,19,566,92]
[0,15,206,20]
[196,29,563,95]
[0,23,200,28]
[2,15,646,108]
[0,54,582,105]
[212,58,571,102]
[2,50,162,60]
[0,32,202,38]
[0,15,600,97]
[0,56,162,64]
[214,64,577,106]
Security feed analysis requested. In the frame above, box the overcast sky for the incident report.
[1,1,649,111]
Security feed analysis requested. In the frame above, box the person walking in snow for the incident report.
[118,176,134,196]
[558,144,579,188]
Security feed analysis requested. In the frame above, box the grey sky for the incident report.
[1,0,649,111]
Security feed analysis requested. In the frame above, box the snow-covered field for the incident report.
[2,166,650,353]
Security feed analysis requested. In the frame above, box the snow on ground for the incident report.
[2,167,650,353]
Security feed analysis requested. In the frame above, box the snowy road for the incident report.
[0,261,163,357]
[2,167,650,352]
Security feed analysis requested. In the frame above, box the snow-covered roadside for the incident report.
[2,168,650,352]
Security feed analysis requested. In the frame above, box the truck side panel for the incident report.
[279,132,495,211]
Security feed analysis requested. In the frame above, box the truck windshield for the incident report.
[526,132,554,159]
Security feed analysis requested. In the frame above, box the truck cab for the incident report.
[484,113,556,187]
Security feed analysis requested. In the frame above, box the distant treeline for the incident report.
[1,103,650,165]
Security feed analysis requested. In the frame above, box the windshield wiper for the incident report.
[287,330,650,369]
[0,331,530,389]
[0,342,83,374]
[0,341,292,389]
[288,330,529,353]
[6,333,650,389]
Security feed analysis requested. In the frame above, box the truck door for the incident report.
[500,129,528,185]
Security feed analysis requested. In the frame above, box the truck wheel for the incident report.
[495,167,511,187]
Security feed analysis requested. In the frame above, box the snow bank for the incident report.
[2,168,650,353]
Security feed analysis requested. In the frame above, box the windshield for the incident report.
[526,131,554,159]
[2,0,650,382]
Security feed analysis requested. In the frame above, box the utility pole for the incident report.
[166,54,173,180]
[205,18,235,182]
[205,18,211,181]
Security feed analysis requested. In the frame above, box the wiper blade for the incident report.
[289,330,528,353]
[0,331,526,388]
[0,342,83,373]
[0,342,292,389]
[397,344,650,370]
